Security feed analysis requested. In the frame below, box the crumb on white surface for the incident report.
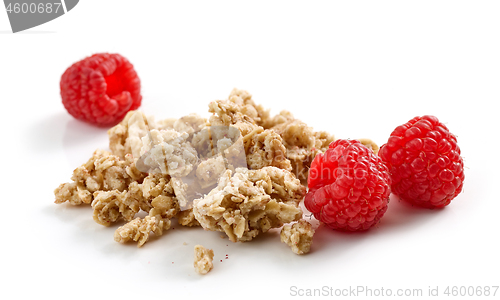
[280,219,315,255]
[194,245,214,275]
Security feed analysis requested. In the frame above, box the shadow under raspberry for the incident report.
[63,118,110,166]
[304,193,445,259]
[24,111,70,153]
[377,194,444,231]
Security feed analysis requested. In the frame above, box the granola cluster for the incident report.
[271,116,334,183]
[207,89,335,183]
[92,188,141,226]
[55,88,370,267]
[138,129,198,177]
[114,173,180,246]
[54,149,145,206]
[193,167,306,242]
[207,94,292,171]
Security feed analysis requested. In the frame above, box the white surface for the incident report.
[1,1,499,299]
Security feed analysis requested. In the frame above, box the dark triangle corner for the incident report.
[64,0,79,12]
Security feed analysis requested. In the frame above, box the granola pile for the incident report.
[55,88,366,271]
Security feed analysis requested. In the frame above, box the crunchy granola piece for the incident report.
[54,149,146,205]
[193,167,305,242]
[213,91,334,181]
[262,110,295,129]
[272,119,316,149]
[270,119,319,182]
[208,98,258,136]
[196,155,227,188]
[177,209,201,227]
[137,129,198,177]
[285,148,316,184]
[227,88,270,126]
[190,128,212,158]
[208,98,292,171]
[140,173,179,218]
[169,177,191,208]
[74,149,128,191]
[108,110,155,159]
[280,219,315,255]
[108,112,133,159]
[174,113,207,135]
[314,131,335,152]
[193,245,214,275]
[54,182,90,205]
[270,115,335,183]
[188,126,248,207]
[208,99,252,135]
[244,126,292,171]
[114,215,171,247]
[358,138,379,155]
[91,189,141,226]
[123,154,147,183]
[108,111,205,162]
[156,113,207,135]
[127,181,148,209]
[191,125,245,170]
[155,118,177,130]
[222,137,247,172]
[114,173,180,246]
[149,193,179,220]
[142,173,175,200]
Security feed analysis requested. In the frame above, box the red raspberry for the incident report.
[378,115,464,208]
[305,139,391,231]
[60,53,142,126]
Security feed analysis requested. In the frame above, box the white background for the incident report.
[1,1,499,299]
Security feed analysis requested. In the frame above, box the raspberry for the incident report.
[378,115,464,208]
[60,53,142,126]
[305,139,391,231]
